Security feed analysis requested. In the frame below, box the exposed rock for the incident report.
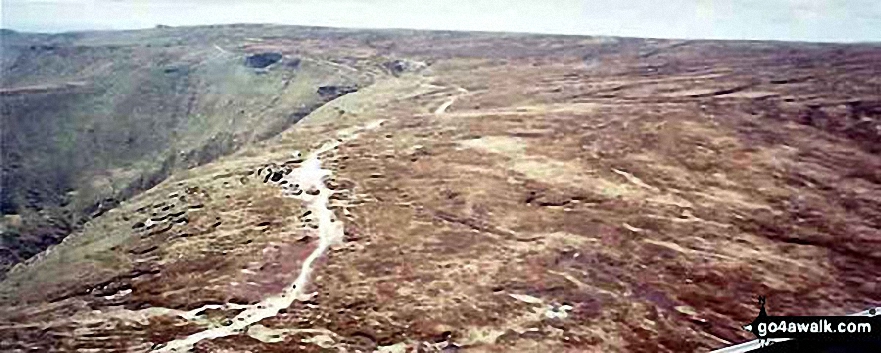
[244,52,282,69]
[383,59,428,75]
[317,85,358,98]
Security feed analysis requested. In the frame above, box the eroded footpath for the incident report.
[153,120,383,352]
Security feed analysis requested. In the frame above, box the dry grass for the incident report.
[2,25,880,352]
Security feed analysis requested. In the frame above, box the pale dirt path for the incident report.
[152,120,384,352]
[434,86,469,115]
[212,44,230,54]
[434,97,456,114]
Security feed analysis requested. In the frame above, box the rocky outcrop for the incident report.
[382,59,427,76]
[244,52,282,68]
[317,85,358,99]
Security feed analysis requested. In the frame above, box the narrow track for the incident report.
[152,120,384,352]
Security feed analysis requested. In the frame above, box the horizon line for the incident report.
[3,22,880,46]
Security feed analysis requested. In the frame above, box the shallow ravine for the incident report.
[152,120,384,352]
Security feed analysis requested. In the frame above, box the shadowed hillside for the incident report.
[0,26,376,273]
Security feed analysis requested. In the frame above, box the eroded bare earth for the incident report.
[1,26,880,352]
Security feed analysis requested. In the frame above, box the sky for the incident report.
[1,0,880,42]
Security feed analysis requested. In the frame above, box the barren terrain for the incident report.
[1,25,880,352]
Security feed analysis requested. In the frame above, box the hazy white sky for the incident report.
[2,0,879,42]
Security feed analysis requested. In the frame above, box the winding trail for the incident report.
[153,120,384,352]
[434,97,456,114]
[434,86,469,115]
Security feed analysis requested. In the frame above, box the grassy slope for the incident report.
[0,26,371,273]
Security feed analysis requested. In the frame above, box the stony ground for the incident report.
[1,26,880,352]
